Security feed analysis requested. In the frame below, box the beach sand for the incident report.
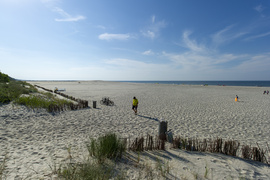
[0,81,269,179]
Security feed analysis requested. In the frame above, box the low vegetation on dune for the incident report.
[14,93,74,112]
[0,72,37,104]
[87,133,126,163]
[56,133,127,180]
[0,72,73,112]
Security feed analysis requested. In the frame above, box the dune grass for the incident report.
[14,93,73,112]
[57,160,120,180]
[56,133,126,179]
[0,81,37,104]
[0,72,73,112]
[87,133,126,164]
[0,72,37,104]
[0,71,75,112]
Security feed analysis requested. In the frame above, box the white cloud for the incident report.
[244,31,270,41]
[212,25,247,45]
[96,25,106,30]
[254,4,264,13]
[106,58,146,67]
[53,7,86,22]
[142,30,155,39]
[40,0,57,3]
[212,25,234,44]
[141,15,167,39]
[182,30,207,52]
[152,15,155,23]
[102,58,175,80]
[142,50,154,55]
[102,29,270,80]
[55,15,85,22]
[163,30,251,74]
[98,33,131,41]
[163,49,270,80]
[236,53,270,71]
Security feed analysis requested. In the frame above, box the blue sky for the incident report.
[0,0,270,80]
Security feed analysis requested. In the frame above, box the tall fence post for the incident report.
[159,121,167,140]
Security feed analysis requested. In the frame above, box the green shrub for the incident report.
[87,133,126,164]
[0,72,10,83]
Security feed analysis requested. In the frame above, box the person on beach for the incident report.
[132,97,138,115]
[235,95,238,102]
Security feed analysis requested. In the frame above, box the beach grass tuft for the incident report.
[55,133,127,179]
[58,161,115,180]
[87,133,126,164]
[155,159,170,178]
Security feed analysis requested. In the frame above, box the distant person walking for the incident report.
[235,95,238,102]
[132,97,138,115]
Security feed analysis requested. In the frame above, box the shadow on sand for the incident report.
[137,115,159,122]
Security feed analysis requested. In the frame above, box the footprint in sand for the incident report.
[183,167,188,170]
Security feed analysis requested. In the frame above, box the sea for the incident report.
[120,81,270,87]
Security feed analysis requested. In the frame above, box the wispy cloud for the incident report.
[42,0,86,22]
[142,50,154,55]
[244,31,270,41]
[98,33,132,41]
[96,25,106,30]
[182,31,207,53]
[159,29,270,80]
[163,50,270,80]
[163,30,250,75]
[142,30,156,39]
[53,7,86,22]
[151,15,156,23]
[40,0,59,4]
[212,25,247,45]
[106,58,146,67]
[254,4,267,18]
[141,15,166,39]
[212,25,233,44]
[103,58,174,80]
[254,4,264,13]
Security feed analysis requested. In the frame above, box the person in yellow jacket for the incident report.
[235,95,238,102]
[132,97,139,115]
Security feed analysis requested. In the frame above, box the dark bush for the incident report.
[0,72,10,83]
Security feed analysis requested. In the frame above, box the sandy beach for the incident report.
[1,81,270,179]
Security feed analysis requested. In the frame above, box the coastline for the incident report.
[1,81,269,179]
[26,80,270,87]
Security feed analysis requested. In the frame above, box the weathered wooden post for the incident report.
[159,121,167,140]
[93,101,97,108]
